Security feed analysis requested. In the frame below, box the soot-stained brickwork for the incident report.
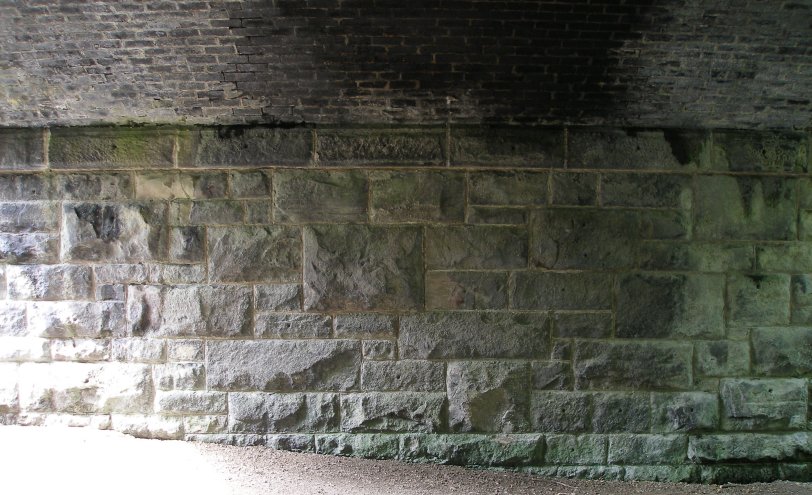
[1,0,812,128]
[0,125,811,483]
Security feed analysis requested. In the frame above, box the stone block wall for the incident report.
[0,125,811,483]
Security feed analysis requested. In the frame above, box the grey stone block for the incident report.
[426,225,527,269]
[0,174,52,200]
[255,313,331,339]
[168,226,205,263]
[255,284,301,312]
[274,170,367,222]
[554,312,612,339]
[243,200,273,224]
[230,171,271,198]
[208,226,301,283]
[694,176,797,240]
[574,341,693,391]
[361,361,445,392]
[639,209,691,240]
[340,392,445,433]
[720,378,807,430]
[592,393,651,433]
[616,273,724,339]
[568,128,709,170]
[466,207,527,225]
[29,301,125,338]
[638,241,756,272]
[694,340,750,377]
[171,200,243,225]
[652,392,720,433]
[0,129,45,170]
[450,127,564,167]
[551,172,597,206]
[370,170,464,223]
[265,434,315,452]
[532,361,572,390]
[601,173,692,208]
[57,173,133,200]
[50,339,109,362]
[111,338,165,363]
[61,202,167,262]
[608,434,687,465]
[512,271,612,310]
[177,127,311,167]
[207,340,361,392]
[530,392,591,433]
[447,361,531,433]
[49,127,175,169]
[0,303,26,336]
[166,340,205,362]
[333,314,396,339]
[112,415,185,440]
[8,265,92,301]
[751,327,812,376]
[530,209,639,269]
[304,225,422,311]
[0,202,58,233]
[400,434,543,467]
[0,337,50,362]
[127,285,252,337]
[726,274,790,325]
[468,171,548,206]
[544,434,607,464]
[688,433,812,463]
[154,363,205,390]
[362,340,396,361]
[620,465,699,483]
[318,129,444,165]
[156,390,227,415]
[426,271,508,310]
[0,363,19,414]
[711,130,809,173]
[228,392,338,433]
[399,312,550,359]
[315,433,399,459]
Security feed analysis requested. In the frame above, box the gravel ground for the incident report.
[0,426,809,495]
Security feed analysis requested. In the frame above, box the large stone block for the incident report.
[273,170,367,222]
[315,433,399,459]
[127,285,252,337]
[318,129,444,165]
[228,392,339,433]
[530,209,639,269]
[447,361,531,433]
[756,243,812,274]
[0,363,18,414]
[170,200,243,225]
[361,361,445,392]
[720,379,807,430]
[601,173,692,208]
[511,272,612,310]
[0,174,52,200]
[19,363,152,414]
[426,271,508,310]
[255,313,331,339]
[7,265,92,300]
[155,390,227,415]
[0,302,26,336]
[340,392,445,433]
[450,127,564,167]
[61,202,167,262]
[370,170,464,222]
[207,340,361,392]
[208,226,301,283]
[638,241,756,272]
[255,284,301,312]
[230,171,271,198]
[0,202,58,233]
[615,273,724,339]
[726,274,790,325]
[574,341,693,391]
[303,225,422,311]
[50,339,109,362]
[466,206,527,225]
[694,340,750,377]
[468,171,548,206]
[0,128,45,170]
[751,327,812,376]
[399,312,549,359]
[333,314,396,339]
[0,337,50,362]
[425,226,527,269]
[532,361,572,390]
[694,176,797,240]
[57,172,133,200]
[177,127,311,167]
[530,392,591,433]
[688,433,812,463]
[111,338,165,363]
[28,301,125,338]
[608,435,687,465]
[49,127,175,169]
[554,312,612,339]
[592,393,651,433]
[154,363,205,390]
[551,172,598,206]
[791,275,812,323]
[651,392,720,433]
[168,226,205,263]
[400,434,543,467]
[711,130,809,173]
[568,128,709,170]
[544,434,607,465]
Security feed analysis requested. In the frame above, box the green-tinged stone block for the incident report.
[178,127,311,167]
[554,312,612,339]
[720,378,807,430]
[711,130,809,173]
[50,127,175,169]
[426,225,527,269]
[426,271,508,310]
[694,340,750,377]
[58,173,133,201]
[791,275,812,323]
[607,434,687,465]
[318,129,444,165]
[274,169,368,223]
[468,171,548,206]
[447,361,531,433]
[689,432,812,463]
[751,327,812,376]
[530,392,590,433]
[651,392,719,433]
[574,341,692,391]
[544,434,606,465]
[532,361,572,390]
[228,393,338,433]
[568,128,710,170]
[591,393,651,433]
[601,173,691,208]
[622,465,699,483]
[551,172,597,206]
[450,127,564,167]
[638,241,755,272]
[726,274,790,325]
[315,433,400,459]
[512,272,612,310]
[370,170,464,223]
[400,433,543,467]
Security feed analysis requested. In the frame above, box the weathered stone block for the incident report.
[802,210,812,241]
[0,337,49,362]
[694,176,797,240]
[466,206,527,225]
[450,127,564,167]
[652,392,720,433]
[167,340,205,362]
[622,465,699,483]
[0,202,58,233]
[425,226,527,269]
[156,390,227,415]
[0,363,18,413]
[50,127,175,169]
[468,171,548,206]
[601,173,691,208]
[207,340,361,392]
[243,200,272,224]
[134,172,191,200]
[333,313,396,339]
[447,361,531,433]
[757,243,812,272]
[0,302,26,336]
[19,362,152,414]
[726,274,790,325]
[315,433,399,459]
[177,127,311,167]
[530,392,591,433]
[362,340,396,360]
[554,312,612,339]
[694,340,750,377]
[51,339,109,362]
[608,435,687,465]
[361,361,445,392]
[688,433,812,463]
[752,327,812,376]
[255,284,301,311]
[568,128,709,169]
[616,273,724,339]
[340,392,445,433]
[111,338,165,363]
[170,200,243,225]
[61,202,167,262]
[400,434,543,467]
[426,271,508,310]
[127,285,252,337]
[512,272,612,310]
[544,434,607,465]
[228,392,339,433]
[57,173,133,200]
[532,361,572,390]
[399,312,549,359]
[208,226,301,283]
[304,225,422,311]
[187,173,229,198]
[112,414,184,440]
[8,265,92,301]
[29,301,125,338]
[530,209,639,269]
[231,171,271,198]
[574,341,693,390]
[183,416,228,435]
[639,209,691,240]
[639,241,756,272]
[0,174,52,200]
[185,433,266,446]
[154,363,205,390]
[551,172,597,206]
[0,128,45,170]
[167,226,204,263]
[318,129,444,165]
[255,313,331,339]
[711,130,809,173]
[370,170,464,222]
[720,378,807,430]
[274,170,367,222]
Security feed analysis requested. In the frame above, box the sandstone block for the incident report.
[318,129,444,165]
[361,361,445,392]
[574,341,692,390]
[720,378,807,430]
[551,172,597,206]
[49,127,175,169]
[156,390,227,415]
[400,434,543,467]
[530,392,591,433]
[340,392,445,433]
[601,173,691,208]
[651,392,720,433]
[333,313,396,339]
[568,128,708,169]
[426,271,508,310]
[0,128,45,170]
[726,274,790,325]
[177,127,311,167]
[29,301,125,338]
[370,170,464,222]
[274,169,367,222]
[607,434,687,465]
[8,265,92,300]
[468,171,548,206]
[426,226,527,269]
[57,172,133,200]
[228,392,338,433]
[591,393,651,433]
[512,272,612,310]
[544,434,607,465]
[447,361,531,433]
[752,327,812,376]
[450,127,564,167]
[255,313,331,339]
[256,284,301,311]
[0,202,58,233]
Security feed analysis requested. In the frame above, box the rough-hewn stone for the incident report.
[0,202,58,233]
[711,130,809,173]
[315,433,399,459]
[544,434,607,465]
[751,327,812,376]
[0,174,52,201]
[362,340,396,361]
[694,340,751,377]
[274,170,367,223]
[608,435,687,465]
[426,226,527,269]
[688,433,812,463]
[333,314,396,339]
[49,127,175,169]
[57,173,133,200]
[361,361,445,392]
[318,129,444,165]
[228,392,339,433]
[551,172,597,206]
[652,392,720,433]
[255,284,302,312]
[255,313,331,339]
[568,129,708,170]
[638,241,756,272]
[154,363,205,390]
[469,171,548,206]
[511,272,612,310]
[530,392,591,433]
[592,393,651,433]
[447,361,531,433]
[28,302,125,339]
[450,128,564,167]
[156,390,228,415]
[208,226,301,283]
[720,379,807,430]
[231,171,271,198]
[554,313,612,339]
[532,361,572,390]
[7,265,92,301]
[426,271,508,310]
[791,275,812,323]
[340,393,445,433]
[574,341,693,391]
[0,129,45,170]
[50,339,110,362]
[726,274,790,325]
[370,170,464,223]
[400,434,543,467]
[601,173,692,208]
[177,127,311,167]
